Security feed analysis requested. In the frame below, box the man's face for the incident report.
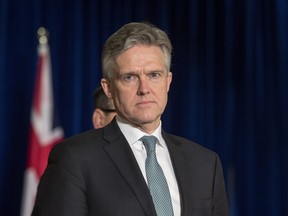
[102,45,172,133]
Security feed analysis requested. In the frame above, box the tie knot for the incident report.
[141,135,157,153]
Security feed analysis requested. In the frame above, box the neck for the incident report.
[116,116,161,135]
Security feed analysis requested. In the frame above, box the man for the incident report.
[32,22,229,216]
[92,86,116,128]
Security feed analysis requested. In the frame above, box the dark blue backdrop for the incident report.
[0,0,287,215]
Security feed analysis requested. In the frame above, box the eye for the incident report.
[148,72,162,79]
[121,74,137,82]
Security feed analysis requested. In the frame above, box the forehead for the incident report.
[116,45,165,69]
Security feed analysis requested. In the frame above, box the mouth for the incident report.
[136,100,155,107]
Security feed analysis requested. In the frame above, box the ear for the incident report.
[92,109,105,129]
[101,78,112,98]
[166,72,172,92]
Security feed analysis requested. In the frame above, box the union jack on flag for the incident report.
[20,34,64,216]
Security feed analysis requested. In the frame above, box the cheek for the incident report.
[158,89,169,106]
[157,83,169,96]
[114,90,132,106]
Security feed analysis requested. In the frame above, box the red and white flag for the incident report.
[20,39,64,216]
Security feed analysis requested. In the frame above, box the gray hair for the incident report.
[101,22,172,79]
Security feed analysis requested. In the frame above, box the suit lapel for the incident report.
[102,120,157,216]
[163,132,194,216]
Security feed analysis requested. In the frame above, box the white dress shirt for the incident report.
[116,116,181,216]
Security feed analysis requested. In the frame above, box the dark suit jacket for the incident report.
[32,119,229,216]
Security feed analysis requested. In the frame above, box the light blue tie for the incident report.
[141,135,174,216]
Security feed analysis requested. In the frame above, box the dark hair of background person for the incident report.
[92,86,116,129]
[93,86,115,112]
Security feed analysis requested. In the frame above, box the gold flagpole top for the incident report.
[37,27,49,44]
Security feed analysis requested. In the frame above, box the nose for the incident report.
[137,76,150,96]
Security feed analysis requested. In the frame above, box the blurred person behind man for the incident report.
[92,86,116,128]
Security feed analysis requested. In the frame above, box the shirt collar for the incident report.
[115,116,167,149]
